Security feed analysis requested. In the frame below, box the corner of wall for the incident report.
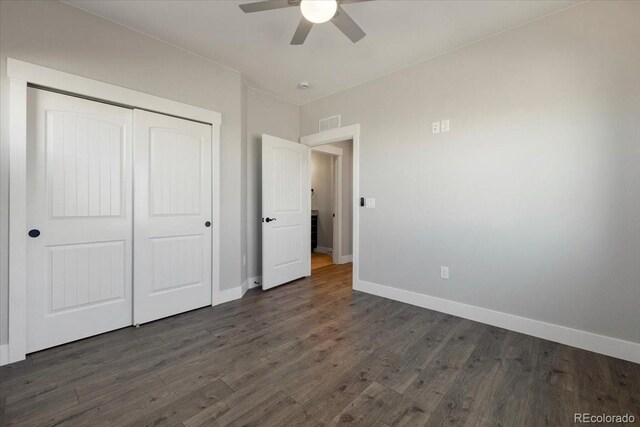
[0,343,9,366]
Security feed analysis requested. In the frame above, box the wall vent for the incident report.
[319,114,341,132]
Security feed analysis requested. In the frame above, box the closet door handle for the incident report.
[28,229,41,238]
[265,217,277,223]
[205,221,211,227]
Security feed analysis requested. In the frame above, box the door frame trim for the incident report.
[6,58,221,365]
[300,124,360,290]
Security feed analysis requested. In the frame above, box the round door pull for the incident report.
[28,229,41,238]
[205,221,211,227]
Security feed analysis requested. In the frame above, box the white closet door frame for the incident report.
[6,58,221,365]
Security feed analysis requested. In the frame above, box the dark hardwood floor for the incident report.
[1,263,638,426]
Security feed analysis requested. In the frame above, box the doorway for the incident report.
[310,140,353,273]
[300,124,361,289]
[260,124,360,291]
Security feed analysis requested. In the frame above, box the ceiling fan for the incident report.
[239,0,371,45]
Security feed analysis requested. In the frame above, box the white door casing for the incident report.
[133,110,212,324]
[26,88,133,353]
[262,134,311,290]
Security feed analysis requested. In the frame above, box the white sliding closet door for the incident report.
[133,110,212,324]
[26,88,133,353]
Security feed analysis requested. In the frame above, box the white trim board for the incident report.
[314,246,332,254]
[355,279,640,364]
[6,58,222,365]
[218,286,245,305]
[219,276,262,306]
[338,255,353,264]
[7,59,221,125]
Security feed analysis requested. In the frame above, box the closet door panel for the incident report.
[26,88,133,353]
[133,110,212,324]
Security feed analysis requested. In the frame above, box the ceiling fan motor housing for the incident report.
[239,0,368,45]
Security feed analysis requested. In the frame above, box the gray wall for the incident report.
[240,78,249,285]
[300,1,640,344]
[2,0,638,350]
[0,0,246,344]
[311,152,333,249]
[246,88,300,280]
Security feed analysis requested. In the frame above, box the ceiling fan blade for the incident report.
[239,0,298,13]
[331,5,366,43]
[291,17,313,45]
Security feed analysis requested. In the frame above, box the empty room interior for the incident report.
[0,0,639,426]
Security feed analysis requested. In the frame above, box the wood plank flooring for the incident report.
[1,263,638,426]
[311,252,333,270]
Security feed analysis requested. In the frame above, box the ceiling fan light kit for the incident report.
[239,0,370,45]
[300,0,338,24]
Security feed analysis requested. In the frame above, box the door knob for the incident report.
[265,217,276,223]
[205,221,211,227]
[28,229,40,238]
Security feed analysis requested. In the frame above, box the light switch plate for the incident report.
[365,198,376,208]
[432,121,440,134]
[440,266,449,280]
[441,119,450,132]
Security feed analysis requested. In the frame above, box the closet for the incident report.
[25,87,213,353]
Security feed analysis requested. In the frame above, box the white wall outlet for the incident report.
[440,266,450,280]
[441,119,450,132]
[365,197,376,208]
[432,121,440,134]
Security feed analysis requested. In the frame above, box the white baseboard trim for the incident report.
[216,286,245,305]
[314,246,332,254]
[216,276,262,306]
[0,344,9,366]
[338,255,353,264]
[355,279,640,364]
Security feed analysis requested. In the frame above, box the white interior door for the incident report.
[26,88,133,353]
[262,134,310,290]
[133,110,212,324]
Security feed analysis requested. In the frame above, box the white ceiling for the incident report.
[64,0,580,105]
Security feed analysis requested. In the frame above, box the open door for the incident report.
[262,134,311,290]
